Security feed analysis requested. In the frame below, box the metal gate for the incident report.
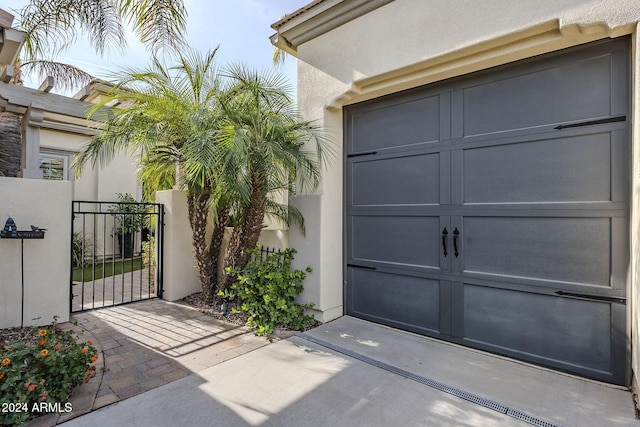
[71,200,164,313]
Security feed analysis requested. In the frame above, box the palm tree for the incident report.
[217,64,332,291]
[75,53,331,301]
[75,48,227,303]
[17,0,187,90]
[0,0,187,176]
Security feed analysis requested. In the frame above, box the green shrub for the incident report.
[219,248,316,336]
[0,320,99,426]
[107,192,147,235]
[71,232,96,268]
[142,237,156,290]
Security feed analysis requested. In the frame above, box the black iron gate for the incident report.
[71,200,164,313]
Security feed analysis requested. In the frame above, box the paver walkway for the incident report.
[26,299,274,426]
[71,267,156,312]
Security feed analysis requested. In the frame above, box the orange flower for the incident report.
[86,340,93,345]
[1,358,10,366]
[0,373,5,380]
[38,329,47,337]
[54,344,62,351]
[39,396,46,402]
[28,384,36,392]
[90,365,97,371]
[38,339,47,346]
[85,370,92,377]
[90,354,99,363]
[84,378,90,384]
[80,347,88,354]
[40,349,49,357]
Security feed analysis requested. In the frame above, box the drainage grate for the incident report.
[295,333,563,427]
[507,409,561,427]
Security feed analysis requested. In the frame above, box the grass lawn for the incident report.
[73,258,144,282]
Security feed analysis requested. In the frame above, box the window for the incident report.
[39,150,73,181]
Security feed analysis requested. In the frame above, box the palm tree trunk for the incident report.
[208,204,230,295]
[0,111,22,177]
[187,190,216,303]
[0,59,24,177]
[220,178,265,291]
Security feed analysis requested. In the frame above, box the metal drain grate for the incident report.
[507,409,561,427]
[295,333,563,427]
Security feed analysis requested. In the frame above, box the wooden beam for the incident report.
[38,76,55,93]
[73,86,91,101]
[0,64,12,83]
[0,9,14,29]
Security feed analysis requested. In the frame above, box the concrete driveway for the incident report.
[61,316,638,427]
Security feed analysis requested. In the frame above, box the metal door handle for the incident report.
[453,227,459,258]
[442,227,448,257]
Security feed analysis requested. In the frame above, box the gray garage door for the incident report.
[345,38,629,385]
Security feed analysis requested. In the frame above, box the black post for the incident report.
[21,238,24,328]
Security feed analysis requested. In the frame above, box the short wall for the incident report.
[0,177,72,328]
[155,190,200,301]
[159,190,292,303]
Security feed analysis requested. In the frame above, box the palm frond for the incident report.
[20,60,94,92]
[118,0,188,52]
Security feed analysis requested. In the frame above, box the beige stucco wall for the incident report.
[40,128,139,202]
[156,190,200,301]
[289,0,640,385]
[39,128,140,259]
[0,177,72,328]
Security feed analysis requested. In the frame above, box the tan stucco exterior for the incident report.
[273,0,640,388]
[0,177,72,328]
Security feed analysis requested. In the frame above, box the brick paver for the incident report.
[26,299,280,427]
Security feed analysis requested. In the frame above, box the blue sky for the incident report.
[1,0,310,95]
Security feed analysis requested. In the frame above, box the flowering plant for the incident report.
[0,319,99,426]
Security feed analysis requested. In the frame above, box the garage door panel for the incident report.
[350,216,441,268]
[348,268,441,333]
[463,134,611,204]
[463,217,611,287]
[351,153,440,206]
[350,96,440,153]
[463,55,612,136]
[463,285,614,374]
[345,39,628,385]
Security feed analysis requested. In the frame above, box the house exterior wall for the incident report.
[40,128,139,202]
[286,0,640,385]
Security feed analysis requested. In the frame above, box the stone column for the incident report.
[20,105,44,179]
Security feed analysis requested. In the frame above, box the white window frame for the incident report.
[39,149,74,181]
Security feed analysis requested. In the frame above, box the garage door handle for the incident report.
[347,264,377,271]
[442,227,448,257]
[554,115,626,130]
[453,227,459,258]
[555,291,625,304]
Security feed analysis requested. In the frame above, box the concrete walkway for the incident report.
[56,315,637,427]
[26,299,272,426]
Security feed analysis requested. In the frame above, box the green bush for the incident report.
[219,248,316,336]
[0,320,99,426]
[107,192,147,235]
[142,237,156,290]
[71,232,96,268]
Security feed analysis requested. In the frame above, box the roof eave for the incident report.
[270,0,394,57]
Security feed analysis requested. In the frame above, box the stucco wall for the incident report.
[0,176,72,328]
[289,0,640,384]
